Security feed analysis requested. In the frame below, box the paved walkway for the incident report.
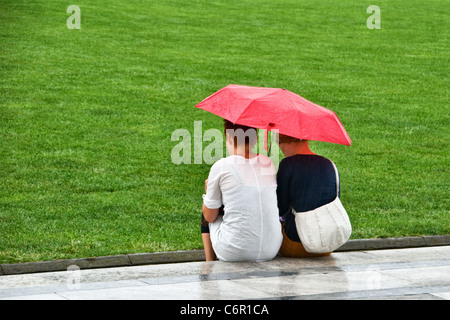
[0,246,449,300]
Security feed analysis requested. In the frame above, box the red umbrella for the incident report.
[195,84,351,150]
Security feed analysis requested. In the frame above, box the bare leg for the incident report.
[202,233,216,261]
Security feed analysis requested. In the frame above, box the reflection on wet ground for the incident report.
[0,246,449,300]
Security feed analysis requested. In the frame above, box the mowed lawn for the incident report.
[0,0,448,263]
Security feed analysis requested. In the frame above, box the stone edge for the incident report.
[1,235,449,276]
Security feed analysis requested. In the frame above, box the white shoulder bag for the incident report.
[293,162,352,253]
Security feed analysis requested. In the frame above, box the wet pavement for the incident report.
[0,246,449,300]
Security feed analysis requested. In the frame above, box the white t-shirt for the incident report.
[203,154,282,262]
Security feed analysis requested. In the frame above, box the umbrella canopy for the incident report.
[195,84,352,148]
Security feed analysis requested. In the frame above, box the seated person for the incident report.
[201,120,282,262]
[276,134,337,257]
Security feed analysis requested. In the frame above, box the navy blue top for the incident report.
[276,154,340,242]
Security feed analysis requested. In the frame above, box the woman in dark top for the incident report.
[276,134,339,257]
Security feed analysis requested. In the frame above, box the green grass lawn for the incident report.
[1,0,448,263]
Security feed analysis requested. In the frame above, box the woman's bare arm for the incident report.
[202,204,219,222]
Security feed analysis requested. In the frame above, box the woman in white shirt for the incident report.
[201,120,282,262]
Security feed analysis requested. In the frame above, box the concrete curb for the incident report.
[1,235,449,276]
[336,235,450,252]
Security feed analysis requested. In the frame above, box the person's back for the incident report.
[276,134,338,257]
[206,155,282,262]
[277,154,339,243]
[201,120,282,262]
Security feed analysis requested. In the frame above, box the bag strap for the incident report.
[330,161,340,199]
